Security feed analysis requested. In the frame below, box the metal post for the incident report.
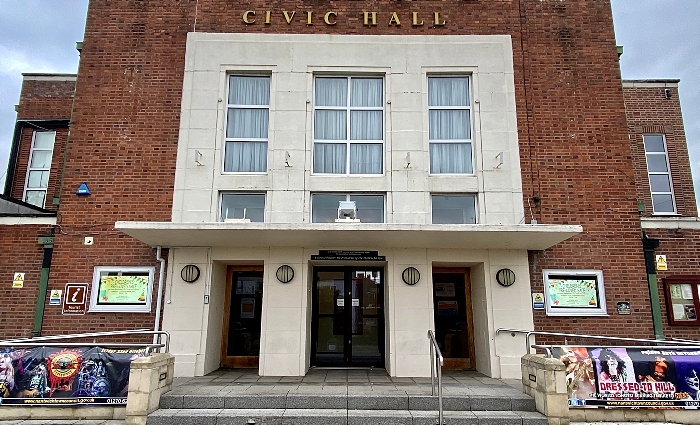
[642,233,664,339]
[32,238,54,337]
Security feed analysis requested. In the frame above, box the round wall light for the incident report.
[496,268,516,287]
[276,265,294,283]
[402,267,420,285]
[181,265,200,283]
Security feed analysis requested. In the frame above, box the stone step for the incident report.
[146,408,547,425]
[159,393,536,412]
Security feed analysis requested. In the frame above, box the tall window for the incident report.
[220,193,265,222]
[432,194,477,224]
[643,134,675,214]
[312,194,384,223]
[23,131,55,208]
[225,76,270,173]
[428,76,472,174]
[313,77,383,174]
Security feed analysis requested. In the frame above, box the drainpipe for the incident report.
[32,233,55,337]
[642,232,664,340]
[153,246,166,345]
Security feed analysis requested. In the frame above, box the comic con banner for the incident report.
[0,346,146,406]
[553,347,700,409]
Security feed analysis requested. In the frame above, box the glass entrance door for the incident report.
[221,267,264,368]
[432,268,475,370]
[312,267,384,367]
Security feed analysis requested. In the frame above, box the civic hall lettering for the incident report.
[242,11,446,27]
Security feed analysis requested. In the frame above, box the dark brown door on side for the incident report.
[221,266,264,368]
[432,268,475,370]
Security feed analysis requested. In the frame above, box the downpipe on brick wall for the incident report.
[32,231,55,337]
[642,232,664,340]
[153,246,165,345]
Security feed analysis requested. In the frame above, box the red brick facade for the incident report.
[4,1,697,347]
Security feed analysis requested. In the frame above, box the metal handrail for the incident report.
[496,328,700,354]
[427,330,444,425]
[0,328,170,353]
[531,344,700,358]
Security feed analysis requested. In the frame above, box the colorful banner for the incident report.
[0,346,146,406]
[554,346,700,409]
[547,277,599,309]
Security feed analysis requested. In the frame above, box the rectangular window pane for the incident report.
[314,110,347,140]
[24,190,46,208]
[221,193,265,222]
[30,150,53,168]
[646,154,668,172]
[313,143,346,173]
[350,144,382,174]
[315,78,348,107]
[33,131,56,149]
[430,143,472,174]
[229,76,270,105]
[226,108,269,139]
[224,141,267,172]
[351,78,382,107]
[432,195,477,224]
[429,77,469,107]
[350,195,384,223]
[643,135,665,152]
[312,194,346,223]
[350,111,382,140]
[27,170,50,188]
[429,110,470,140]
[649,174,672,193]
[652,194,675,213]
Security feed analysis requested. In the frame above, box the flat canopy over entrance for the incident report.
[115,222,582,250]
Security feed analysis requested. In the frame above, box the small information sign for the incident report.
[532,292,545,310]
[62,283,88,315]
[49,289,63,306]
[12,272,24,288]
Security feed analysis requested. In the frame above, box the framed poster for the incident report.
[89,266,155,313]
[543,270,607,316]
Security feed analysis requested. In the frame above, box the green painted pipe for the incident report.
[32,245,53,337]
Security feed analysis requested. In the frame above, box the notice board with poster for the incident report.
[553,346,700,409]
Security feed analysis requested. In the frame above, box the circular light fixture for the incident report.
[402,267,420,285]
[496,268,516,287]
[276,265,294,283]
[181,265,200,283]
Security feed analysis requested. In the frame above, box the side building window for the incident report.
[432,194,477,224]
[23,131,56,208]
[225,75,270,173]
[313,76,383,174]
[643,134,676,214]
[220,193,265,222]
[312,193,384,223]
[428,76,473,174]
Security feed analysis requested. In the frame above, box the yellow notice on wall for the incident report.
[656,255,668,271]
[12,272,25,288]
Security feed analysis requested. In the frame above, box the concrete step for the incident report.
[158,393,536,412]
[146,408,548,425]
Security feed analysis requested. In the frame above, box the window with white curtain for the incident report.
[428,76,473,174]
[431,194,477,224]
[312,193,385,223]
[643,134,676,214]
[313,77,383,174]
[23,131,56,208]
[224,75,270,173]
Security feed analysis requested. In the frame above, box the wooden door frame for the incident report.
[432,267,475,370]
[221,265,264,368]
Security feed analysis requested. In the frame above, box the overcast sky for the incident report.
[1,1,699,208]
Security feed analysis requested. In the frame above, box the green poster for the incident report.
[99,275,148,304]
[548,277,598,308]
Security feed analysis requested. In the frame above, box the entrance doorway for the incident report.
[432,268,475,370]
[221,267,263,368]
[311,267,384,367]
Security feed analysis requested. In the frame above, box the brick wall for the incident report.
[623,83,697,217]
[37,0,652,341]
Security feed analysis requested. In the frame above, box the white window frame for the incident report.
[23,130,56,208]
[219,192,266,222]
[223,74,270,174]
[311,193,386,223]
[543,269,607,317]
[643,134,676,214]
[428,75,474,175]
[312,76,385,175]
[89,266,155,313]
[431,194,478,224]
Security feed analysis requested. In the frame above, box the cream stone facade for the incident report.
[117,33,581,379]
